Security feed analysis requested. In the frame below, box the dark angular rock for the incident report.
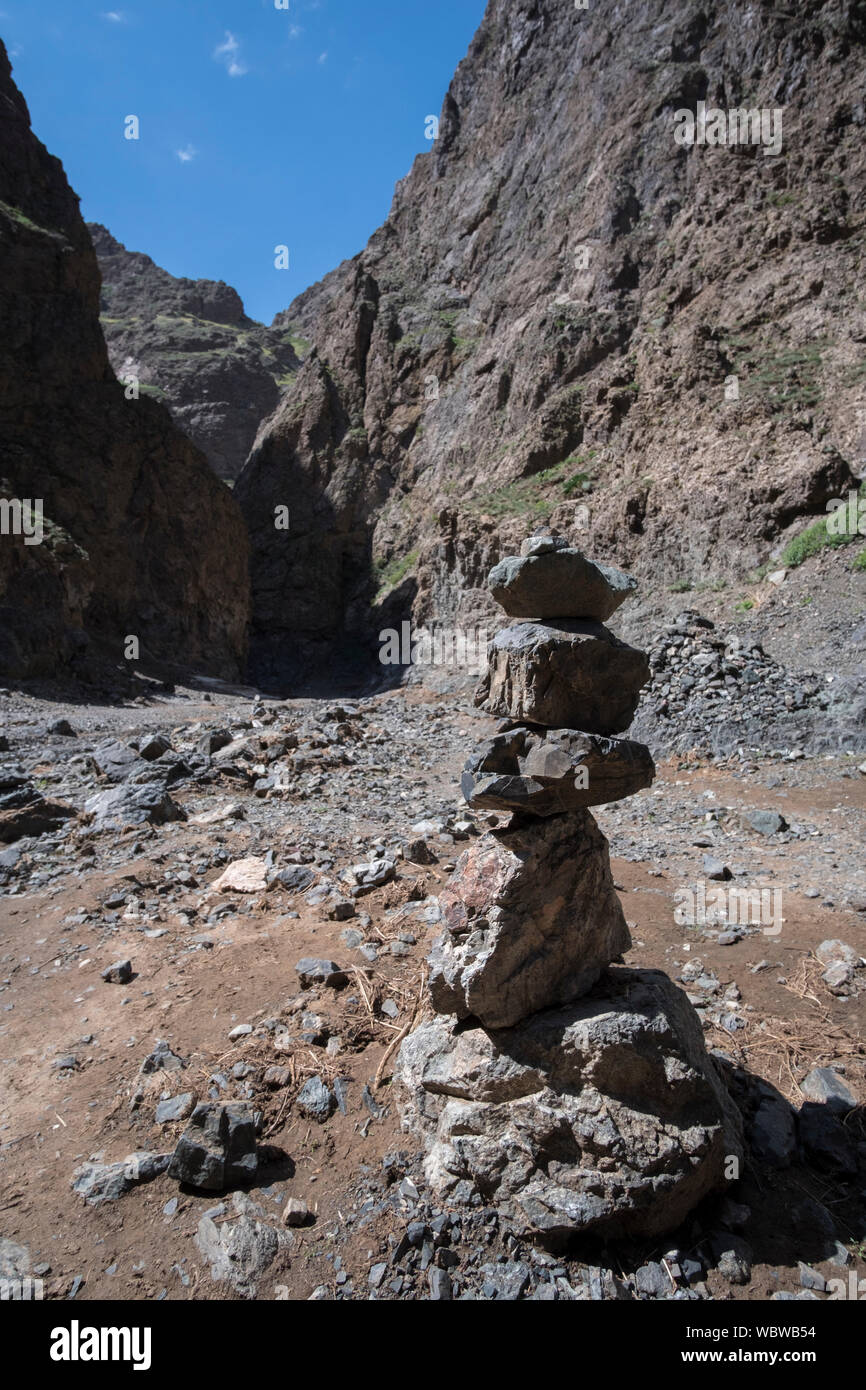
[167,1103,258,1190]
[742,809,788,836]
[294,958,347,989]
[139,734,172,762]
[48,719,76,737]
[85,780,186,831]
[101,959,132,984]
[268,865,315,893]
[155,1093,194,1124]
[91,739,144,782]
[140,1040,186,1074]
[296,1077,336,1123]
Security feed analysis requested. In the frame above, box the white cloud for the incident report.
[317,50,328,63]
[101,10,127,21]
[213,30,248,76]
[214,31,239,58]
[288,24,303,39]
[176,144,197,163]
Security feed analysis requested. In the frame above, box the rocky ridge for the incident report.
[0,42,249,682]
[90,224,301,483]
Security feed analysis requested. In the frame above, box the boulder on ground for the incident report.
[195,1191,291,1298]
[209,857,269,894]
[84,779,185,831]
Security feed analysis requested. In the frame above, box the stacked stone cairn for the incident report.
[397,537,742,1242]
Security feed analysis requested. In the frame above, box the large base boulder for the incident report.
[461,726,655,816]
[398,968,743,1243]
[429,811,630,1029]
[476,621,650,733]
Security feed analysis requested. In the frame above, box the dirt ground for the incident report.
[0,682,864,1301]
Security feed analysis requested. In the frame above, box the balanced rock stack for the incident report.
[397,538,742,1242]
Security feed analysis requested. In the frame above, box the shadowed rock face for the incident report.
[0,42,249,681]
[89,224,300,483]
[236,0,864,682]
[398,967,745,1242]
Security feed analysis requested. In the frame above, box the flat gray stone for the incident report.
[72,1151,170,1205]
[155,1093,194,1124]
[488,549,637,621]
[85,780,186,831]
[741,809,788,836]
[294,958,347,989]
[461,726,655,816]
[800,1067,856,1112]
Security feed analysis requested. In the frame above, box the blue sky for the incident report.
[1,0,487,324]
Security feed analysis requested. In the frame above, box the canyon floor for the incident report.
[0,676,864,1302]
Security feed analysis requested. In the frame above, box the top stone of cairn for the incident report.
[489,537,637,621]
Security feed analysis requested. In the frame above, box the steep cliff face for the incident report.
[0,42,249,681]
[90,225,301,483]
[237,0,866,686]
